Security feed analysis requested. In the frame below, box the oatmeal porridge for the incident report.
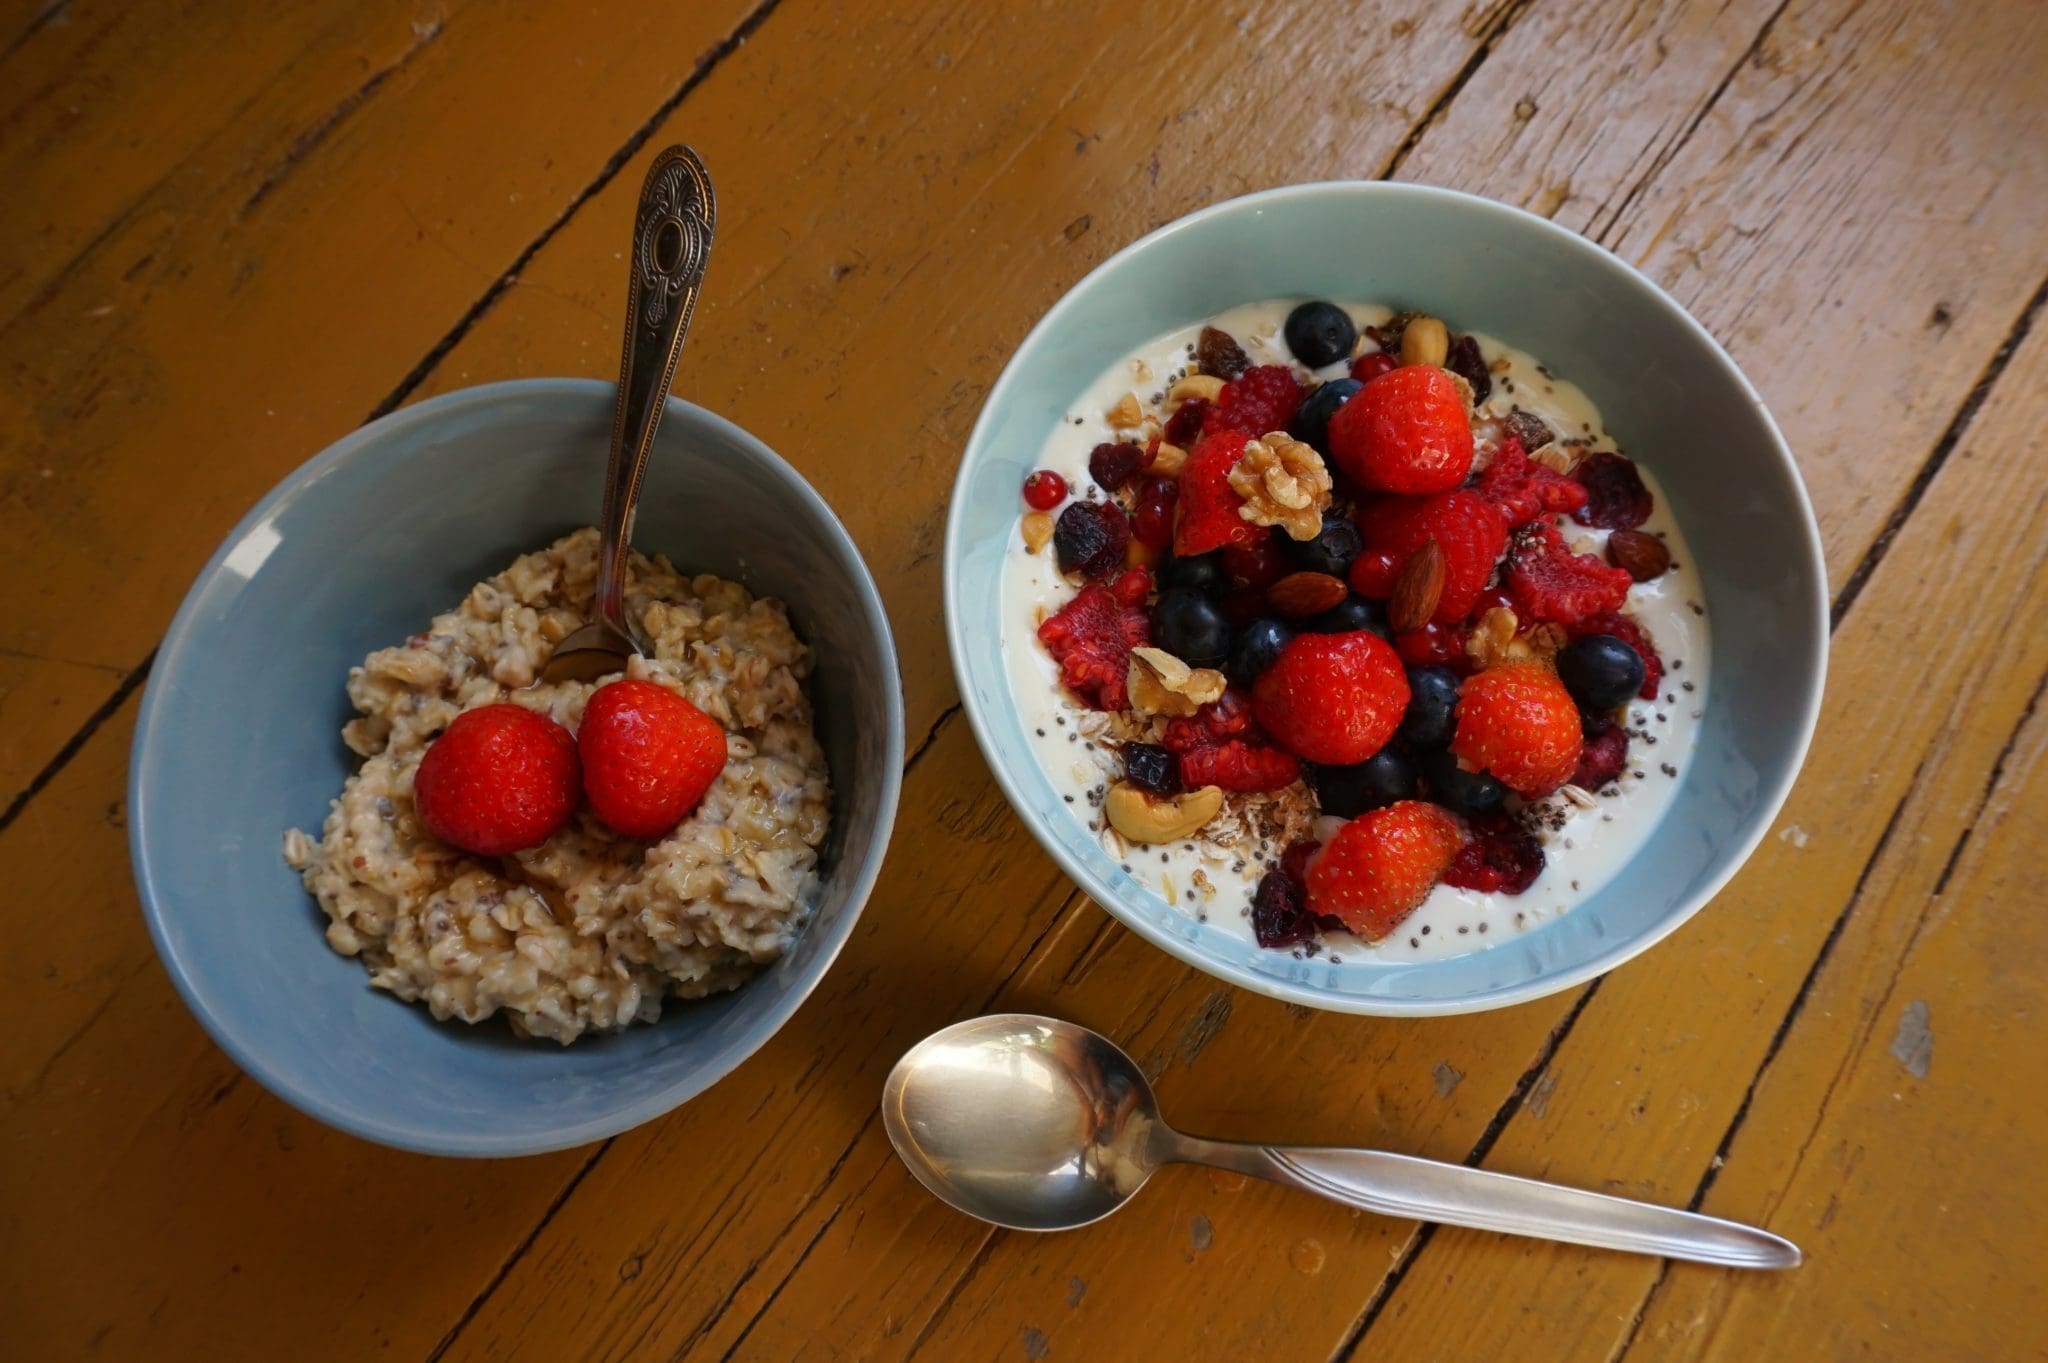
[282,528,831,1043]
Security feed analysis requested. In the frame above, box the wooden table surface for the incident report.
[6,1,2046,1358]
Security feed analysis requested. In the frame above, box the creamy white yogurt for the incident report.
[1000,301,1709,961]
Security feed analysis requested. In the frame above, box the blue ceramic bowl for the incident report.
[945,183,1825,1015]
[132,379,903,1155]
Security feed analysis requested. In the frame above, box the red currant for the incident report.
[1394,621,1465,667]
[1022,469,1067,510]
[1349,352,1397,384]
[1130,475,1178,550]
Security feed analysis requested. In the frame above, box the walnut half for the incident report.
[1228,431,1332,541]
[1127,645,1227,718]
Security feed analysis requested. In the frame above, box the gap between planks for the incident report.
[4,2,2041,1357]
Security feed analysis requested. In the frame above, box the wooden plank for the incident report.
[1347,285,2048,1363]
[0,0,764,802]
[0,0,432,321]
[1619,683,2048,1360]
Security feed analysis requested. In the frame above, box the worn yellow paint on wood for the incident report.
[3,0,2046,1359]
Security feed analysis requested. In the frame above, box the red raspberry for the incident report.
[1202,364,1303,437]
[1474,435,1589,528]
[1037,583,1150,711]
[1174,430,1258,557]
[1573,452,1654,529]
[1306,800,1462,939]
[1222,530,1287,589]
[1088,440,1146,493]
[1252,631,1409,765]
[1441,812,1546,894]
[1130,475,1178,550]
[1163,398,1209,447]
[1571,718,1630,790]
[1160,689,1255,752]
[1451,663,1584,798]
[1179,739,1301,793]
[1022,469,1067,510]
[413,703,581,856]
[1110,566,1154,607]
[1505,523,1633,627]
[1349,351,1397,384]
[1570,611,1663,700]
[1351,490,1507,622]
[1326,365,1473,493]
[578,679,729,841]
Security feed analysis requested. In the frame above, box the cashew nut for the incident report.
[1400,315,1450,369]
[1167,374,1226,404]
[1104,782,1224,845]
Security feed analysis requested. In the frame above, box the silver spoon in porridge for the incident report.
[543,144,718,683]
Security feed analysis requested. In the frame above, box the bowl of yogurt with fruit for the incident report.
[945,183,1825,1014]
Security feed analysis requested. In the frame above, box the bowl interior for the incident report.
[133,380,901,1154]
[947,183,1824,1013]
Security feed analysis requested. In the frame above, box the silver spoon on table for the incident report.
[883,1014,1800,1269]
[542,144,716,684]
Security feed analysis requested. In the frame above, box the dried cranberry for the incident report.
[1444,333,1492,405]
[1122,742,1181,796]
[1088,440,1146,493]
[1053,499,1131,579]
[1163,398,1208,447]
[1573,452,1654,529]
[1504,407,1555,451]
[1441,813,1545,894]
[1572,719,1629,790]
[1196,326,1250,380]
[1251,870,1319,949]
[1131,476,1178,550]
[1279,840,1321,886]
[1222,530,1287,590]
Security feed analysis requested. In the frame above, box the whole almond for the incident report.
[1607,529,1671,581]
[1265,571,1348,618]
[1388,539,1447,632]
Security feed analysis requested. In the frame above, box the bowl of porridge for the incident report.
[131,379,901,1154]
[944,183,1825,1015]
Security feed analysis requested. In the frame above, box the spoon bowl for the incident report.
[885,1014,1801,1268]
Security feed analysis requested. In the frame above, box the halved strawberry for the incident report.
[1306,801,1462,939]
[1174,430,1258,556]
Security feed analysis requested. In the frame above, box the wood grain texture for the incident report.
[0,0,765,802]
[3,0,2046,1358]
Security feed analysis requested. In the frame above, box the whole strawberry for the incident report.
[1306,800,1462,939]
[414,703,581,856]
[1251,631,1409,765]
[578,679,728,840]
[1451,662,1584,798]
[1326,365,1473,493]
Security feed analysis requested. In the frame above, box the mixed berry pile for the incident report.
[1022,303,1676,953]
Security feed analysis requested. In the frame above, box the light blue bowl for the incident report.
[945,183,1825,1015]
[132,379,903,1155]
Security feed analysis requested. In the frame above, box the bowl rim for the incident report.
[130,376,905,1155]
[943,180,1827,1016]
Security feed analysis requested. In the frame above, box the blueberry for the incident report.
[1309,749,1416,818]
[1398,666,1461,750]
[1122,742,1181,797]
[1557,634,1646,712]
[1289,377,1362,452]
[1152,587,1231,667]
[1228,617,1295,686]
[1285,516,1363,577]
[1419,748,1506,816]
[1158,551,1226,595]
[1307,595,1386,637]
[1284,300,1357,369]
